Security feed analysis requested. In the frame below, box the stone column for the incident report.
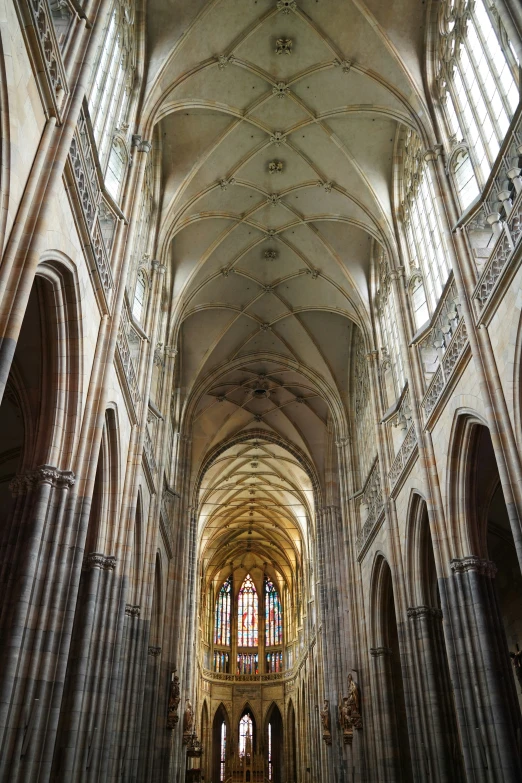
[0,465,75,782]
[439,556,522,782]
[369,647,397,782]
[405,606,464,782]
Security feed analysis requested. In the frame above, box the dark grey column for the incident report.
[439,556,522,782]
[406,606,464,782]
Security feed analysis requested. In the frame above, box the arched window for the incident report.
[268,722,272,780]
[105,138,128,201]
[239,712,253,757]
[400,131,451,315]
[214,576,231,646]
[89,0,136,169]
[435,0,520,196]
[265,577,282,646]
[238,574,258,647]
[375,250,405,397]
[132,269,148,323]
[220,721,227,782]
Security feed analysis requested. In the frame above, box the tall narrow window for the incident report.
[265,577,282,647]
[220,721,226,782]
[376,251,405,398]
[401,131,450,313]
[214,576,232,646]
[238,574,258,647]
[268,722,273,780]
[239,713,253,757]
[436,0,520,193]
[132,270,147,323]
[105,139,127,201]
[89,0,136,170]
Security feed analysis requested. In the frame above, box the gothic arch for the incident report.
[404,490,438,608]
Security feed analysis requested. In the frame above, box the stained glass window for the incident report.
[265,577,282,646]
[239,713,253,757]
[238,574,258,647]
[266,651,283,673]
[220,721,226,782]
[213,651,229,673]
[237,653,258,675]
[214,576,231,646]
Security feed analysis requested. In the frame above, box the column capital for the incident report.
[424,144,444,163]
[370,646,393,657]
[151,260,167,274]
[83,552,117,571]
[407,605,443,620]
[125,604,141,617]
[9,465,76,496]
[450,555,497,578]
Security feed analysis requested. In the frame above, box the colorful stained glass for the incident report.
[237,574,258,647]
[239,713,253,757]
[214,576,231,646]
[213,651,229,673]
[264,577,282,647]
[265,651,283,673]
[236,653,258,675]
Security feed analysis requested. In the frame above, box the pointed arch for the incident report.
[265,703,283,783]
[212,702,230,783]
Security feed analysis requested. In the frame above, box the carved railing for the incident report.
[68,104,117,300]
[355,459,384,555]
[388,424,417,490]
[462,107,522,313]
[25,0,69,118]
[414,275,468,421]
[116,304,141,409]
[202,669,286,683]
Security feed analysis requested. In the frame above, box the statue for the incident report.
[347,673,362,730]
[183,699,194,735]
[167,671,180,729]
[339,697,351,732]
[347,673,360,713]
[320,699,332,745]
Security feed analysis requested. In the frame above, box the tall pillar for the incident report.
[439,556,522,782]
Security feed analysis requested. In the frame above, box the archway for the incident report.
[287,700,297,783]
[212,704,229,783]
[266,703,283,783]
[371,557,413,782]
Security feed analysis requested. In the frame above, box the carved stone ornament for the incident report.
[270,131,287,146]
[148,646,162,657]
[83,553,117,571]
[268,160,284,174]
[219,177,236,190]
[125,604,140,617]
[334,58,353,73]
[450,556,497,578]
[265,229,277,238]
[218,54,234,70]
[268,193,281,206]
[186,733,203,757]
[9,465,76,496]
[272,82,289,99]
[407,605,443,620]
[277,0,297,12]
[264,249,278,260]
[167,671,180,729]
[276,38,293,55]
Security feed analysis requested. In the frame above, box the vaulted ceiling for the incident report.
[142,0,431,579]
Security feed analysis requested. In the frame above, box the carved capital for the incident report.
[9,465,76,496]
[370,646,393,657]
[140,140,153,153]
[151,260,167,274]
[83,552,117,571]
[450,556,497,578]
[407,605,443,620]
[125,604,140,617]
[148,646,162,657]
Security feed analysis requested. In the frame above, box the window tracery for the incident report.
[239,713,253,757]
[132,269,148,323]
[89,0,136,171]
[214,576,232,647]
[352,328,376,484]
[375,251,405,398]
[238,574,258,647]
[435,0,520,205]
[264,577,282,647]
[400,131,450,318]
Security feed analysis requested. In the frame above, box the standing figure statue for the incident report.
[339,696,351,732]
[167,671,181,728]
[183,698,194,734]
[347,673,362,729]
[320,699,330,733]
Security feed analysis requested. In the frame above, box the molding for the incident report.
[450,556,497,578]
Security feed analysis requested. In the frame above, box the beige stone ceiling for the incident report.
[142,0,429,579]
